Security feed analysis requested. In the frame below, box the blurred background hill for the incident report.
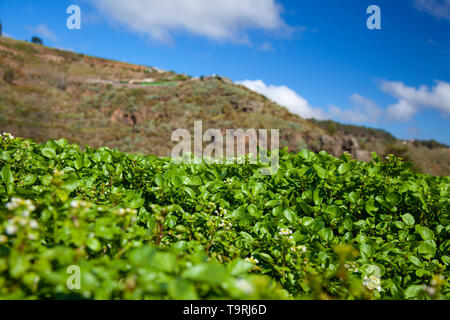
[1,36,449,175]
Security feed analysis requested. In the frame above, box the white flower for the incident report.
[29,220,39,229]
[363,275,382,292]
[70,200,81,208]
[18,218,28,226]
[244,257,259,264]
[118,208,137,215]
[422,285,436,296]
[24,200,35,212]
[27,233,37,240]
[6,197,20,211]
[235,278,254,295]
[6,198,36,215]
[6,225,18,235]
[218,219,231,229]
[71,200,89,209]
[291,245,307,253]
[1,132,14,139]
[430,275,444,286]
[279,228,293,236]
[344,262,359,273]
[6,202,15,210]
[127,208,137,215]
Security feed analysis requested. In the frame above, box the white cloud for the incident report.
[27,24,57,42]
[89,0,288,44]
[328,94,382,124]
[385,100,418,122]
[259,42,274,51]
[236,78,450,126]
[380,80,450,121]
[237,79,327,119]
[414,0,450,20]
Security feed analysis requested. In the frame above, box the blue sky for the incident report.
[1,0,449,144]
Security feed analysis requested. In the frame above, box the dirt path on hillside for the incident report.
[85,78,181,88]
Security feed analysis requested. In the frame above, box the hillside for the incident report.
[0,36,449,176]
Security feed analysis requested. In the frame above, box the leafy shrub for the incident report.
[31,37,43,45]
[413,139,449,150]
[0,135,448,300]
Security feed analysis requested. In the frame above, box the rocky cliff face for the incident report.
[318,135,371,161]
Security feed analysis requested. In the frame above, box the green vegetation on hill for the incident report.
[0,134,448,299]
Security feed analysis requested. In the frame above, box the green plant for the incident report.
[0,135,448,300]
[31,37,43,45]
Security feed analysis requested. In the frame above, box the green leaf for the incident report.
[74,156,84,170]
[247,204,259,217]
[257,253,273,263]
[265,199,282,208]
[338,163,352,175]
[325,205,339,218]
[408,256,422,267]
[283,209,297,224]
[41,148,57,159]
[386,191,401,204]
[318,228,334,242]
[417,242,436,258]
[154,174,164,187]
[229,260,254,276]
[415,226,434,241]
[1,165,13,184]
[313,164,327,179]
[86,238,102,252]
[23,174,37,186]
[187,176,202,186]
[313,189,322,206]
[365,198,378,215]
[168,279,198,300]
[128,196,145,209]
[9,253,30,279]
[184,187,196,198]
[182,263,228,284]
[151,252,176,272]
[405,285,423,299]
[302,216,315,227]
[62,175,79,192]
[349,191,360,204]
[55,138,68,148]
[360,243,372,257]
[401,213,415,226]
[298,200,313,215]
[394,221,404,229]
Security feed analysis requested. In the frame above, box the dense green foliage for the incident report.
[0,133,448,299]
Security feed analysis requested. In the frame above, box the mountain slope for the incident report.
[0,36,448,176]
